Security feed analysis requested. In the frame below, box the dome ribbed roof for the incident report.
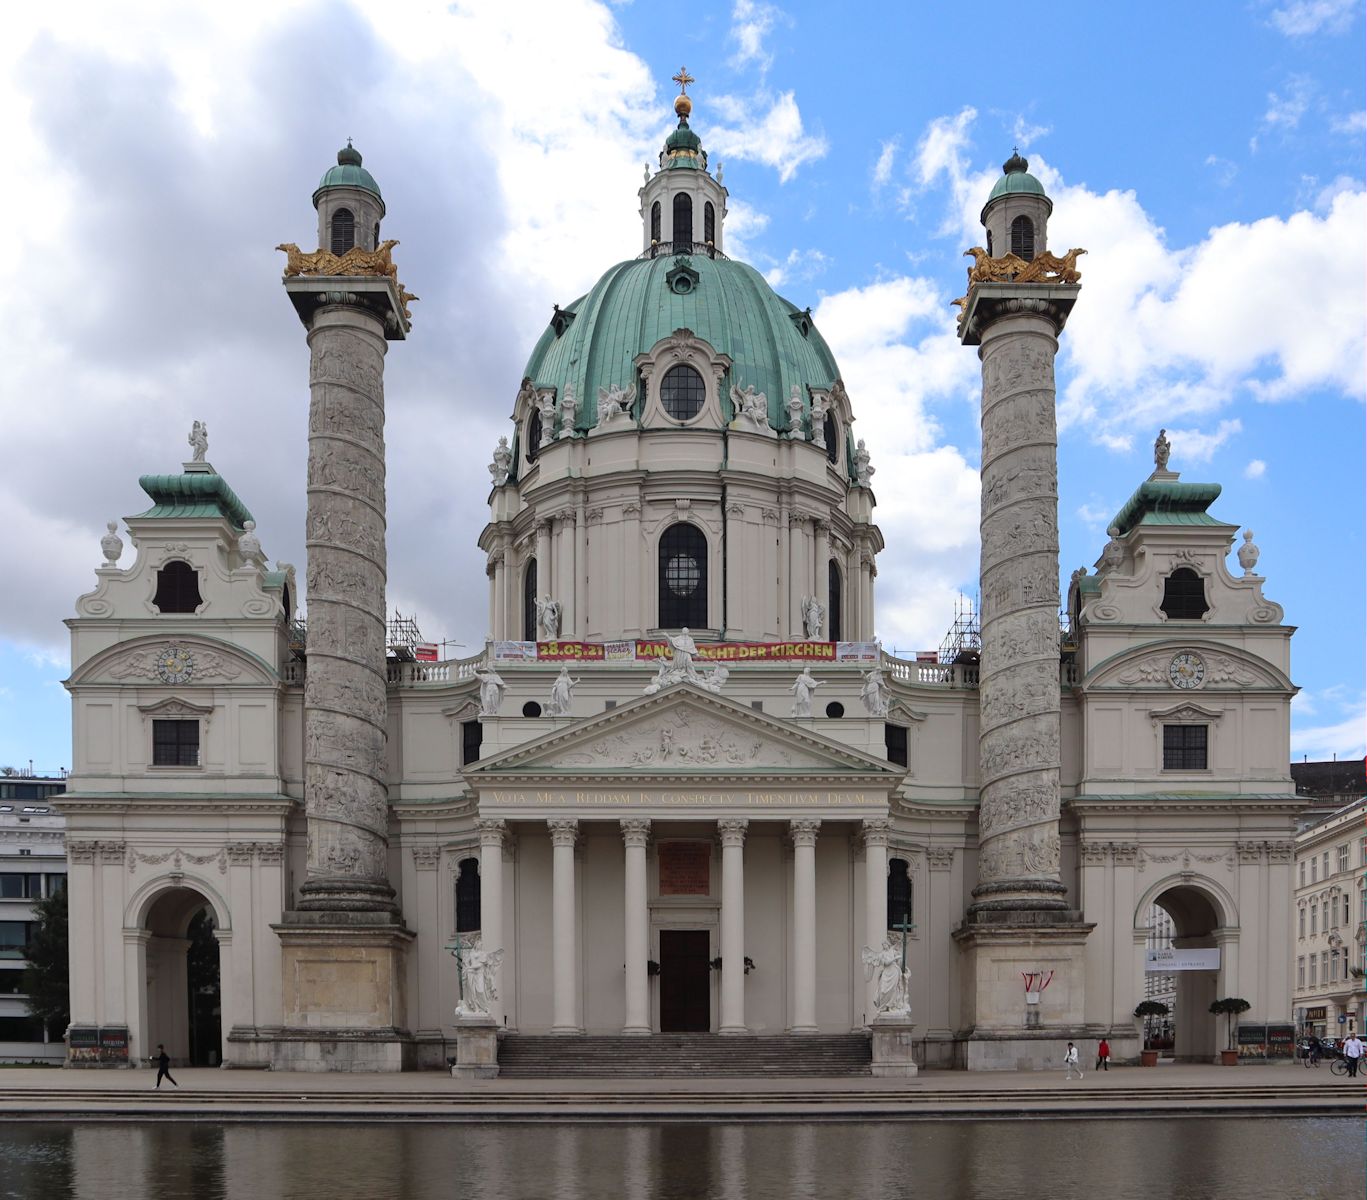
[524,254,841,433]
[313,143,383,207]
[982,150,1050,220]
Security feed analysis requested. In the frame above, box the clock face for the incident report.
[1168,651,1205,690]
[156,644,195,685]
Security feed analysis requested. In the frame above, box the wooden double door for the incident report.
[658,929,711,1032]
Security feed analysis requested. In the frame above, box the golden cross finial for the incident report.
[671,66,695,95]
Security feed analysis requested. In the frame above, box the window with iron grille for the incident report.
[828,560,843,642]
[1010,214,1034,260]
[455,858,481,933]
[1160,568,1209,619]
[526,412,542,462]
[1162,724,1207,770]
[658,523,707,628]
[885,723,908,768]
[660,364,706,421]
[887,858,912,930]
[330,207,356,254]
[522,559,538,642]
[153,560,202,613]
[672,192,693,253]
[152,719,200,767]
[461,720,483,766]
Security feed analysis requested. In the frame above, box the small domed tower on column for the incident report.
[314,141,386,254]
[639,68,728,257]
[981,150,1051,261]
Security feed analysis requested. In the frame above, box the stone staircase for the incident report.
[496,1033,872,1078]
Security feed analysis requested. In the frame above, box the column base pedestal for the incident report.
[271,912,415,1072]
[451,1016,500,1079]
[953,913,1095,1072]
[870,1017,919,1077]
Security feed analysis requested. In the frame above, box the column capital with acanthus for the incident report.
[717,818,749,847]
[620,818,652,847]
[789,818,821,847]
[477,819,508,848]
[861,818,891,848]
[548,818,580,848]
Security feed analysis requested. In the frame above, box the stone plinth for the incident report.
[451,1016,500,1079]
[869,1017,919,1078]
[270,917,415,1072]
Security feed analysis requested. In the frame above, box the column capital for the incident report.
[548,818,580,848]
[717,818,749,847]
[477,819,508,848]
[861,818,891,848]
[789,818,821,847]
[620,818,652,847]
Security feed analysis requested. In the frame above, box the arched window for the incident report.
[330,207,356,255]
[153,560,202,614]
[650,201,661,244]
[887,858,912,931]
[281,584,292,619]
[823,411,838,464]
[1160,567,1209,620]
[986,229,994,256]
[828,560,843,642]
[372,222,380,249]
[673,192,693,253]
[1010,215,1034,261]
[704,201,715,244]
[660,364,706,421]
[659,523,708,628]
[455,858,481,933]
[522,559,538,642]
[525,411,542,463]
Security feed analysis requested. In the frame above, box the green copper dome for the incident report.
[313,142,384,208]
[524,253,841,435]
[982,150,1051,220]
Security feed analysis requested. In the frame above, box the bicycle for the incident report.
[1330,1056,1350,1077]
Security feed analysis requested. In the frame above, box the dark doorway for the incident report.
[185,907,221,1066]
[659,929,711,1032]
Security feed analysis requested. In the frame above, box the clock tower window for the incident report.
[1161,724,1207,771]
[152,719,200,768]
[153,560,203,614]
[1159,567,1209,620]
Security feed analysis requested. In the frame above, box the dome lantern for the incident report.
[980,148,1051,262]
[640,69,727,257]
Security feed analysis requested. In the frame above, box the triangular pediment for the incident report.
[466,683,900,778]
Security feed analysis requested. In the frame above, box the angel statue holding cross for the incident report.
[453,937,504,1018]
[862,938,911,1017]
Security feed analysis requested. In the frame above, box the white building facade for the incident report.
[59,95,1302,1071]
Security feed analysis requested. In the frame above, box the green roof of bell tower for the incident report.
[982,149,1051,220]
[313,141,383,207]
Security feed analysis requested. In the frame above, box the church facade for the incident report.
[59,88,1300,1071]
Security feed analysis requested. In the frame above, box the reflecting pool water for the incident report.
[0,1118,1360,1200]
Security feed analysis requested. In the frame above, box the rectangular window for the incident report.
[1298,908,1305,937]
[1310,903,1317,934]
[1321,951,1329,983]
[0,874,42,900]
[0,966,24,995]
[152,719,200,767]
[1330,949,1340,982]
[1298,862,1305,888]
[1361,837,1367,867]
[44,874,65,897]
[0,1015,45,1043]
[460,719,483,767]
[1311,859,1318,883]
[0,922,33,959]
[1345,895,1352,927]
[884,723,908,768]
[1339,844,1350,874]
[1323,851,1330,877]
[1162,724,1207,770]
[1297,956,1305,988]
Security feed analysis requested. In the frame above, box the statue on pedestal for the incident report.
[536,596,561,639]
[547,665,579,717]
[730,383,769,429]
[801,595,825,641]
[188,420,209,463]
[453,937,504,1018]
[853,439,875,486]
[1153,428,1171,472]
[489,436,513,486]
[597,383,635,424]
[860,666,890,717]
[790,666,823,718]
[862,939,911,1017]
[473,664,505,716]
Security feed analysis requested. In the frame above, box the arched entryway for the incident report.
[1146,882,1231,1063]
[143,886,222,1067]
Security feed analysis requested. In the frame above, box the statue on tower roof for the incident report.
[1153,428,1172,472]
[188,420,208,463]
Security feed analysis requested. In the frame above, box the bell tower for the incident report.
[639,68,728,257]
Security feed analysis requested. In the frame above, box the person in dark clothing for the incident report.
[1095,1038,1111,1071]
[154,1044,178,1089]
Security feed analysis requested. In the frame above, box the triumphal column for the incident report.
[273,143,418,1070]
[952,152,1093,1069]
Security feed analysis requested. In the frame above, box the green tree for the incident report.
[1209,997,1251,1051]
[22,885,69,1038]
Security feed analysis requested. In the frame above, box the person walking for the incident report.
[1095,1037,1111,1072]
[1343,1032,1364,1078]
[153,1044,178,1089]
[1063,1041,1084,1080]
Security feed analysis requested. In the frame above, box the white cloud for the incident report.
[1269,0,1357,36]
[707,90,827,183]
[1161,420,1242,464]
[729,1,786,73]
[1331,110,1367,135]
[1252,77,1312,149]
[872,139,897,189]
[1011,115,1051,149]
[1204,154,1238,187]
[1076,502,1113,530]
[1244,459,1267,480]
[1291,695,1366,761]
[763,247,829,288]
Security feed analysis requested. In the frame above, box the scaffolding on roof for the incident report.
[387,610,425,661]
[938,593,981,665]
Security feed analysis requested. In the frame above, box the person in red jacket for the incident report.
[1095,1038,1111,1071]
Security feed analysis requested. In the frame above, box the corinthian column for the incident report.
[789,819,820,1033]
[621,819,651,1034]
[298,299,396,913]
[549,819,581,1033]
[971,302,1073,913]
[718,818,748,1034]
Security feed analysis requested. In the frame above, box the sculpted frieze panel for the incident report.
[305,606,387,665]
[980,608,1062,668]
[977,781,1058,835]
[306,508,383,563]
[978,670,1059,731]
[981,452,1058,515]
[304,716,387,782]
[307,443,386,506]
[307,556,384,611]
[105,644,247,683]
[981,557,1061,619]
[981,400,1057,463]
[979,723,1060,784]
[1110,651,1265,689]
[310,344,383,398]
[309,386,384,444]
[982,341,1055,399]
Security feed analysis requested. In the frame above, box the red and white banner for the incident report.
[491,638,882,664]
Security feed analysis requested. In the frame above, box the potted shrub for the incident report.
[1209,997,1251,1065]
[1134,1000,1170,1066]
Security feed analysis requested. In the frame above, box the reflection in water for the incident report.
[0,1119,1360,1200]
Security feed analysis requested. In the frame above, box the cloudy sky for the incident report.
[0,0,1362,772]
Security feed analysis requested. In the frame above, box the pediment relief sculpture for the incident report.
[554,710,827,770]
[1096,648,1280,691]
[85,639,266,685]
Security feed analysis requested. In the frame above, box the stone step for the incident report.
[496,1033,873,1077]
